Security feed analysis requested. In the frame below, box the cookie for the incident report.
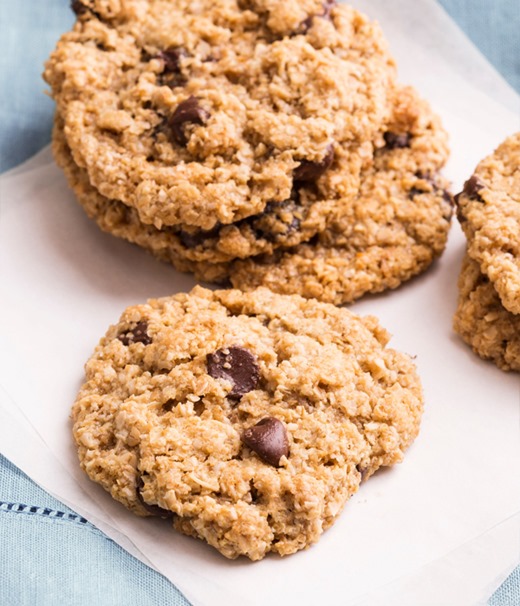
[227,87,453,303]
[54,86,452,293]
[52,115,365,264]
[453,254,520,372]
[72,286,424,560]
[455,133,520,314]
[44,0,395,230]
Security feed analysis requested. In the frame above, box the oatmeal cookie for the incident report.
[44,0,395,229]
[453,254,520,372]
[52,116,366,264]
[72,286,424,560]
[455,133,520,314]
[227,86,453,303]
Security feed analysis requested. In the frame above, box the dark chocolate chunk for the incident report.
[118,321,152,346]
[207,346,260,399]
[241,418,289,467]
[137,478,174,519]
[169,96,210,145]
[293,144,334,182]
[384,132,412,150]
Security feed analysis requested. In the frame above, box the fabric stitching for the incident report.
[0,500,104,535]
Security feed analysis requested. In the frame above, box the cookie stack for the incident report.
[45,0,453,304]
[454,133,520,372]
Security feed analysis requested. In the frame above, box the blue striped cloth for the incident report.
[0,1,518,604]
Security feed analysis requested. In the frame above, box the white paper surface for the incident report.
[1,1,519,604]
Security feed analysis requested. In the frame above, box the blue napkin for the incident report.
[0,455,190,605]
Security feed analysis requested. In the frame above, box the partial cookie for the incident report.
[456,133,520,314]
[44,0,395,229]
[453,254,520,372]
[227,87,453,303]
[72,286,424,560]
[52,116,364,264]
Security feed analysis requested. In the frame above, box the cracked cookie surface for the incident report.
[72,286,424,560]
[455,133,520,315]
[453,254,520,372]
[45,0,395,230]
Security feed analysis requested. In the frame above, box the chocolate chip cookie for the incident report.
[72,286,424,560]
[44,0,395,230]
[455,133,520,315]
[227,86,453,303]
[453,254,520,372]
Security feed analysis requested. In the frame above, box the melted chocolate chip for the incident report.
[118,321,152,346]
[384,132,412,150]
[137,478,174,519]
[169,96,210,145]
[293,144,335,182]
[241,418,289,467]
[207,346,260,399]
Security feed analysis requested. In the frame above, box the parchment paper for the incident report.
[1,1,519,604]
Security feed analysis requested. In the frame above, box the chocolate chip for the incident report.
[137,478,174,519]
[158,47,187,73]
[71,0,88,14]
[70,0,101,19]
[177,225,220,249]
[443,190,454,205]
[293,144,334,182]
[241,418,289,467]
[249,196,302,242]
[384,132,412,149]
[461,175,485,201]
[298,0,336,33]
[207,346,260,399]
[169,96,210,146]
[118,321,152,346]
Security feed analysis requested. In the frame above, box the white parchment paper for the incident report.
[1,1,519,604]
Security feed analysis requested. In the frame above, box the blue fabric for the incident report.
[0,1,518,604]
[0,455,191,606]
[437,0,520,93]
[489,566,520,606]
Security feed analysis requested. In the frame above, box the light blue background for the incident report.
[0,2,518,604]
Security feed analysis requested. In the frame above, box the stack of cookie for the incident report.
[45,0,454,304]
[454,133,520,372]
